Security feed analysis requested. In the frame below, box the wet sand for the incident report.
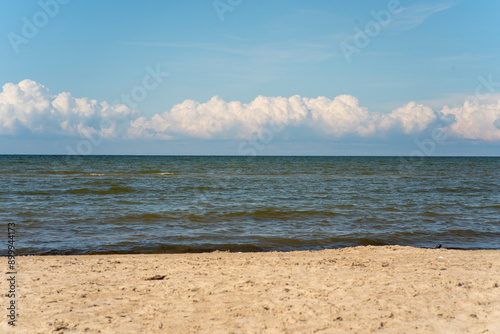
[2,246,499,333]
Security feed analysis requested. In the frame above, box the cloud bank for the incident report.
[128,95,443,140]
[1,79,500,143]
[0,80,139,139]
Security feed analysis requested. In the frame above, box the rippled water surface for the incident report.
[1,155,499,254]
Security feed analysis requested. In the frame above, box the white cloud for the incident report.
[130,94,500,142]
[441,101,500,141]
[129,95,310,140]
[0,80,140,138]
[390,1,459,31]
[387,102,437,134]
[1,79,500,143]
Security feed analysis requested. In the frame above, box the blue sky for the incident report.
[1,0,499,155]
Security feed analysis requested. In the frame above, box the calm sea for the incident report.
[1,155,499,255]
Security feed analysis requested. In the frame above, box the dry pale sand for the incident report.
[2,246,500,333]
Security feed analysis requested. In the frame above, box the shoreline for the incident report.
[2,246,499,333]
[8,244,500,257]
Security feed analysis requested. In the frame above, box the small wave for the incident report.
[40,170,82,175]
[135,170,165,174]
[14,191,52,196]
[66,186,135,195]
[66,188,91,194]
[116,213,167,223]
[102,186,135,194]
[357,237,390,246]
[211,209,339,220]
[423,211,446,217]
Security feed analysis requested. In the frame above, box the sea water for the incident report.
[0,155,499,254]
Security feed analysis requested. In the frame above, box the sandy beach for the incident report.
[2,246,499,333]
